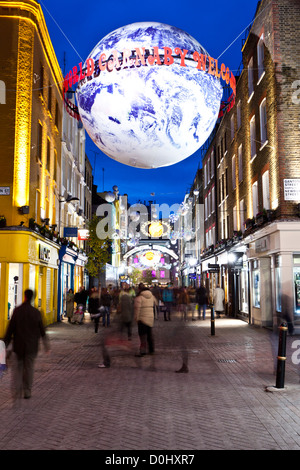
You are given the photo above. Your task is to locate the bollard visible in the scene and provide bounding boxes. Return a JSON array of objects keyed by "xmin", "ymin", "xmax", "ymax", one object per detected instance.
[
  {"xmin": 211, "ymin": 306, "xmax": 215, "ymax": 336},
  {"xmin": 275, "ymin": 322, "xmax": 288, "ymax": 389}
]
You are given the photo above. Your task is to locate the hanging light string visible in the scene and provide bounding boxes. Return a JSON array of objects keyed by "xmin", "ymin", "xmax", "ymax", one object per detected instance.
[{"xmin": 40, "ymin": 1, "xmax": 84, "ymax": 63}]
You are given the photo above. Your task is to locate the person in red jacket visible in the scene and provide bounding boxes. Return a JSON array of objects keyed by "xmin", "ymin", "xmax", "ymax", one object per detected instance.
[{"xmin": 4, "ymin": 289, "xmax": 50, "ymax": 400}]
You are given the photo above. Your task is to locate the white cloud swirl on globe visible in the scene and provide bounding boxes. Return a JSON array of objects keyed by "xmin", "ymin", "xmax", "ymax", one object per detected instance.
[{"xmin": 76, "ymin": 22, "xmax": 223, "ymax": 169}]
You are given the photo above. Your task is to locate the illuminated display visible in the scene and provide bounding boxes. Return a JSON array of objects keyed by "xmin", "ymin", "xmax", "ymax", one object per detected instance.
[{"xmin": 73, "ymin": 22, "xmax": 235, "ymax": 169}]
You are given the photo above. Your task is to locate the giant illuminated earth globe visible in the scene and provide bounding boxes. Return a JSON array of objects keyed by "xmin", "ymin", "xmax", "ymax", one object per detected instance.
[{"xmin": 76, "ymin": 22, "xmax": 223, "ymax": 169}]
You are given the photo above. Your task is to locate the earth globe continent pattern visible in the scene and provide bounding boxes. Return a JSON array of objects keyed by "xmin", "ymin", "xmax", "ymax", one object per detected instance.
[{"xmin": 76, "ymin": 22, "xmax": 223, "ymax": 169}]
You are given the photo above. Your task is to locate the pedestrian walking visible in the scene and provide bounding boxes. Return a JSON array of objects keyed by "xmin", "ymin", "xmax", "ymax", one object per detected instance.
[
  {"xmin": 162, "ymin": 285, "xmax": 174, "ymax": 321},
  {"xmin": 151, "ymin": 284, "xmax": 161, "ymax": 319},
  {"xmin": 74, "ymin": 286, "xmax": 88, "ymax": 312},
  {"xmin": 89, "ymin": 287, "xmax": 101, "ymax": 333},
  {"xmin": 177, "ymin": 287, "xmax": 189, "ymax": 321},
  {"xmin": 134, "ymin": 283, "xmax": 157, "ymax": 356},
  {"xmin": 118, "ymin": 285, "xmax": 134, "ymax": 340},
  {"xmin": 3, "ymin": 289, "xmax": 50, "ymax": 400},
  {"xmin": 213, "ymin": 284, "xmax": 225, "ymax": 317},
  {"xmin": 66, "ymin": 288, "xmax": 75, "ymax": 323},
  {"xmin": 100, "ymin": 287, "xmax": 112, "ymax": 327},
  {"xmin": 187, "ymin": 285, "xmax": 196, "ymax": 320},
  {"xmin": 196, "ymin": 283, "xmax": 208, "ymax": 320}
]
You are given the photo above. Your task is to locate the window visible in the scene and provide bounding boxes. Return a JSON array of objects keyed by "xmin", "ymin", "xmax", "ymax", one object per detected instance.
[
  {"xmin": 252, "ymin": 181, "xmax": 259, "ymax": 217},
  {"xmin": 233, "ymin": 205, "xmax": 237, "ymax": 231},
  {"xmin": 211, "ymin": 186, "xmax": 215, "ymax": 213},
  {"xmin": 259, "ymin": 98, "xmax": 268, "ymax": 146},
  {"xmin": 237, "ymin": 100, "xmax": 241, "ymax": 128},
  {"xmin": 248, "ymin": 57, "xmax": 254, "ymax": 99},
  {"xmin": 252, "ymin": 262, "xmax": 260, "ymax": 308},
  {"xmin": 231, "ymin": 114, "xmax": 235, "ymax": 141},
  {"xmin": 40, "ymin": 63, "xmax": 44, "ymax": 97},
  {"xmin": 37, "ymin": 122, "xmax": 43, "ymax": 161},
  {"xmin": 262, "ymin": 170, "xmax": 270, "ymax": 210},
  {"xmin": 46, "ymin": 138, "xmax": 51, "ymax": 172},
  {"xmin": 250, "ymin": 115, "xmax": 256, "ymax": 159},
  {"xmin": 53, "ymin": 149, "xmax": 57, "ymax": 182},
  {"xmin": 232, "ymin": 155, "xmax": 236, "ymax": 189},
  {"xmin": 275, "ymin": 255, "xmax": 281, "ymax": 312},
  {"xmin": 210, "ymin": 150, "xmax": 214, "ymax": 178},
  {"xmin": 257, "ymin": 34, "xmax": 265, "ymax": 81},
  {"xmin": 205, "ymin": 196, "xmax": 208, "ymax": 220},
  {"xmin": 55, "ymin": 101, "xmax": 59, "ymax": 128},
  {"xmin": 204, "ymin": 162, "xmax": 207, "ymax": 187},
  {"xmin": 0, "ymin": 80, "xmax": 6, "ymax": 104},
  {"xmin": 238, "ymin": 144, "xmax": 243, "ymax": 182},
  {"xmin": 48, "ymin": 85, "xmax": 52, "ymax": 114},
  {"xmin": 240, "ymin": 199, "xmax": 245, "ymax": 232}
]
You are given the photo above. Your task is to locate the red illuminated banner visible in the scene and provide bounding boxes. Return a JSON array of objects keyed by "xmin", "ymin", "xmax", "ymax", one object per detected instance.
[{"xmin": 64, "ymin": 46, "xmax": 236, "ymax": 99}]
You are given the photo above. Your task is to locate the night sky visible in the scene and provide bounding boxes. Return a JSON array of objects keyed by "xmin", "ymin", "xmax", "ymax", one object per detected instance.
[{"xmin": 41, "ymin": 0, "xmax": 259, "ymax": 206}]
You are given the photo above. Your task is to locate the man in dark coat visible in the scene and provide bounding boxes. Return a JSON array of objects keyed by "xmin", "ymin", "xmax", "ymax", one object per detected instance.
[{"xmin": 4, "ymin": 289, "xmax": 50, "ymax": 399}]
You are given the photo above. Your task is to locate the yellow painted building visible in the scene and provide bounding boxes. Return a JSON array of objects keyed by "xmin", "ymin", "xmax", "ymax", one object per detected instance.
[{"xmin": 0, "ymin": 1, "xmax": 63, "ymax": 336}]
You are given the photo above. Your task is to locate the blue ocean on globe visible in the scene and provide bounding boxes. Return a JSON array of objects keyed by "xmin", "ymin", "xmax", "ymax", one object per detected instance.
[{"xmin": 76, "ymin": 22, "xmax": 223, "ymax": 169}]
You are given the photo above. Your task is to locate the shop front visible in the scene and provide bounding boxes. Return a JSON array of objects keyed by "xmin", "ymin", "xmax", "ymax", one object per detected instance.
[
  {"xmin": 245, "ymin": 221, "xmax": 300, "ymax": 329},
  {"xmin": 0, "ymin": 228, "xmax": 59, "ymax": 337}
]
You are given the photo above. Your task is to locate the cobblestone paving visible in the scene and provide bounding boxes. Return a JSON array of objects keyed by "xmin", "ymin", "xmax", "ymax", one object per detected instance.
[{"xmin": 1, "ymin": 311, "xmax": 300, "ymax": 451}]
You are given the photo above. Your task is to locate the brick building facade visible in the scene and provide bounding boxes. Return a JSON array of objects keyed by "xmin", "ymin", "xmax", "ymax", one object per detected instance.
[{"xmin": 201, "ymin": 0, "xmax": 300, "ymax": 328}]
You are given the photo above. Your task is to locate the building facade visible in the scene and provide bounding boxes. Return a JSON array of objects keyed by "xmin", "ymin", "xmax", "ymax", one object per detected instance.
[
  {"xmin": 0, "ymin": 0, "xmax": 63, "ymax": 336},
  {"xmin": 200, "ymin": 0, "xmax": 300, "ymax": 328}
]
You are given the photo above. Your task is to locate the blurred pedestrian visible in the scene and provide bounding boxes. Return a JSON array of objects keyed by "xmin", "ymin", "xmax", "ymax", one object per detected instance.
[
  {"xmin": 178, "ymin": 287, "xmax": 189, "ymax": 321},
  {"xmin": 134, "ymin": 283, "xmax": 157, "ymax": 356},
  {"xmin": 196, "ymin": 283, "xmax": 208, "ymax": 320},
  {"xmin": 162, "ymin": 285, "xmax": 174, "ymax": 321},
  {"xmin": 100, "ymin": 287, "xmax": 112, "ymax": 327},
  {"xmin": 74, "ymin": 286, "xmax": 88, "ymax": 312},
  {"xmin": 66, "ymin": 288, "xmax": 74, "ymax": 323},
  {"xmin": 89, "ymin": 287, "xmax": 101, "ymax": 333},
  {"xmin": 213, "ymin": 284, "xmax": 225, "ymax": 318},
  {"xmin": 151, "ymin": 284, "xmax": 161, "ymax": 319},
  {"xmin": 118, "ymin": 286, "xmax": 134, "ymax": 340},
  {"xmin": 187, "ymin": 285, "xmax": 196, "ymax": 320},
  {"xmin": 4, "ymin": 289, "xmax": 50, "ymax": 400}
]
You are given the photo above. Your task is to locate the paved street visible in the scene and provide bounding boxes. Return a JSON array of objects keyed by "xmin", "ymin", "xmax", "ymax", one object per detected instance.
[{"xmin": 1, "ymin": 309, "xmax": 300, "ymax": 452}]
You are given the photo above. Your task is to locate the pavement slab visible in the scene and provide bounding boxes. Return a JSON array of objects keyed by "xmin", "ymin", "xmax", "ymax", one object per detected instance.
[{"xmin": 1, "ymin": 311, "xmax": 300, "ymax": 452}]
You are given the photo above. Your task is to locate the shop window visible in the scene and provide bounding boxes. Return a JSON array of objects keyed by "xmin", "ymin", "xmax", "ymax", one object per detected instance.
[
  {"xmin": 252, "ymin": 261, "xmax": 260, "ymax": 308},
  {"xmin": 275, "ymin": 255, "xmax": 281, "ymax": 312},
  {"xmin": 8, "ymin": 263, "xmax": 23, "ymax": 315},
  {"xmin": 293, "ymin": 255, "xmax": 300, "ymax": 315}
]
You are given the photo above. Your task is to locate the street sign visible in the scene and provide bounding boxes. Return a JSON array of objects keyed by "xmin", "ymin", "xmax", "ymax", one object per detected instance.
[{"xmin": 64, "ymin": 227, "xmax": 78, "ymax": 237}]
